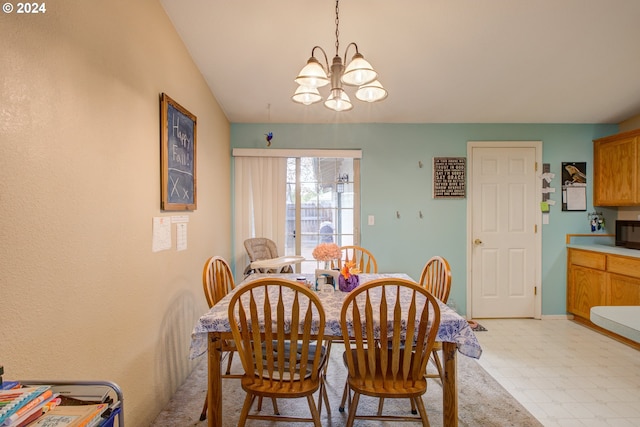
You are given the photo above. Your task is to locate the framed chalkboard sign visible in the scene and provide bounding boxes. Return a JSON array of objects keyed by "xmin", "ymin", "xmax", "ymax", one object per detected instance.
[
  {"xmin": 160, "ymin": 93, "xmax": 197, "ymax": 211},
  {"xmin": 433, "ymin": 157, "xmax": 466, "ymax": 198}
]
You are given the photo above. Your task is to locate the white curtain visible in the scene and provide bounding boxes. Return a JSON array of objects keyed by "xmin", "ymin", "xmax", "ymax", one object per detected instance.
[{"xmin": 233, "ymin": 156, "xmax": 287, "ymax": 279}]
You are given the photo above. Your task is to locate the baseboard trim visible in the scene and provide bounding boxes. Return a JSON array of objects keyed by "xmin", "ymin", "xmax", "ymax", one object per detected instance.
[{"xmin": 541, "ymin": 314, "xmax": 573, "ymax": 320}]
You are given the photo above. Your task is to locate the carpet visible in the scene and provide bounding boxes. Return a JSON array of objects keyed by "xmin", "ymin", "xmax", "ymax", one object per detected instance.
[{"xmin": 152, "ymin": 343, "xmax": 541, "ymax": 427}]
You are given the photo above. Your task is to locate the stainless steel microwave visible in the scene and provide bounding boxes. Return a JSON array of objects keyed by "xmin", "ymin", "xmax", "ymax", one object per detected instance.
[{"xmin": 615, "ymin": 220, "xmax": 640, "ymax": 249}]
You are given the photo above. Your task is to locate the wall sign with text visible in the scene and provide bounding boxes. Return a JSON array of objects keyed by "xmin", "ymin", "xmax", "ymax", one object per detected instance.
[
  {"xmin": 433, "ymin": 157, "xmax": 466, "ymax": 199},
  {"xmin": 160, "ymin": 93, "xmax": 197, "ymax": 211}
]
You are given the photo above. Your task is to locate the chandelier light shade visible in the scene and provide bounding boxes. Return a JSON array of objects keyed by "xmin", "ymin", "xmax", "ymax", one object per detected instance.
[
  {"xmin": 292, "ymin": 0, "xmax": 387, "ymax": 112},
  {"xmin": 292, "ymin": 85, "xmax": 322, "ymax": 105},
  {"xmin": 325, "ymin": 88, "xmax": 353, "ymax": 112},
  {"xmin": 355, "ymin": 80, "xmax": 388, "ymax": 103},
  {"xmin": 294, "ymin": 57, "xmax": 330, "ymax": 88},
  {"xmin": 341, "ymin": 53, "xmax": 377, "ymax": 86}
]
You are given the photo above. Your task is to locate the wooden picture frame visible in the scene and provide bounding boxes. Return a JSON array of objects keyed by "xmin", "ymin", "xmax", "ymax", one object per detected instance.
[{"xmin": 160, "ymin": 93, "xmax": 197, "ymax": 211}]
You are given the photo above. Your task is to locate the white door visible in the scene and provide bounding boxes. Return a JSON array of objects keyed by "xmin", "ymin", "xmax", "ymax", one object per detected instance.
[{"xmin": 468, "ymin": 142, "xmax": 541, "ymax": 318}]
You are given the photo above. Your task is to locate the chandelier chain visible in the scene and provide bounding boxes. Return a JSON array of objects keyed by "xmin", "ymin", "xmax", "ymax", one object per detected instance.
[{"xmin": 334, "ymin": 0, "xmax": 340, "ymax": 57}]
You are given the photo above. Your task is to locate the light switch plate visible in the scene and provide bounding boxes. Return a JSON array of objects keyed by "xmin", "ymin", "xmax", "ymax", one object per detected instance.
[{"xmin": 368, "ymin": 215, "xmax": 375, "ymax": 226}]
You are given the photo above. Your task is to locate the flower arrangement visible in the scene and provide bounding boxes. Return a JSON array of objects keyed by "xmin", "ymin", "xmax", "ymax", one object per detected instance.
[
  {"xmin": 339, "ymin": 261, "xmax": 361, "ymax": 292},
  {"xmin": 340, "ymin": 261, "xmax": 361, "ymax": 279},
  {"xmin": 312, "ymin": 243, "xmax": 341, "ymax": 261}
]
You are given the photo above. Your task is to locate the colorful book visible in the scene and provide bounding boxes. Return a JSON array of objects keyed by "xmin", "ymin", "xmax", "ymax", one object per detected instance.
[
  {"xmin": 0, "ymin": 384, "xmax": 19, "ymax": 392},
  {"xmin": 1, "ymin": 390, "xmax": 54, "ymax": 426},
  {"xmin": 14, "ymin": 396, "xmax": 61, "ymax": 427},
  {"xmin": 0, "ymin": 387, "xmax": 50, "ymax": 426},
  {"xmin": 23, "ymin": 403, "xmax": 108, "ymax": 427}
]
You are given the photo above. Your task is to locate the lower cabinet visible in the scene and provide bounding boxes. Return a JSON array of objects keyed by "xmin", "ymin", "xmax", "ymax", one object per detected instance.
[
  {"xmin": 567, "ymin": 248, "xmax": 640, "ymax": 345},
  {"xmin": 567, "ymin": 265, "xmax": 607, "ymax": 319},
  {"xmin": 609, "ymin": 274, "xmax": 640, "ymax": 306}
]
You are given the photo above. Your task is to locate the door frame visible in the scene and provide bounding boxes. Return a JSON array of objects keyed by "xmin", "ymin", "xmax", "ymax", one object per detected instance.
[{"xmin": 466, "ymin": 141, "xmax": 543, "ymax": 320}]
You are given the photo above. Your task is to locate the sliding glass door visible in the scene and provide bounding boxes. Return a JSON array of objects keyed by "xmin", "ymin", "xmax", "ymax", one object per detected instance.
[{"xmin": 284, "ymin": 157, "xmax": 360, "ymax": 273}]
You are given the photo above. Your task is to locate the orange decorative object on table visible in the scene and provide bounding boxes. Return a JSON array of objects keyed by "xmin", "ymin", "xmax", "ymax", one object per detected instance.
[{"xmin": 339, "ymin": 261, "xmax": 361, "ymax": 292}]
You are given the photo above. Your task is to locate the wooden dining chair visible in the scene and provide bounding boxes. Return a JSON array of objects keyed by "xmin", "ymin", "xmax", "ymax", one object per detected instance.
[
  {"xmin": 340, "ymin": 278, "xmax": 441, "ymax": 426},
  {"xmin": 228, "ymin": 278, "xmax": 330, "ymax": 426},
  {"xmin": 200, "ymin": 256, "xmax": 279, "ymax": 421},
  {"xmin": 374, "ymin": 256, "xmax": 452, "ymax": 416},
  {"xmin": 331, "ymin": 245, "xmax": 378, "ymax": 273},
  {"xmin": 202, "ymin": 256, "xmax": 235, "ymax": 310},
  {"xmin": 419, "ymin": 256, "xmax": 452, "ymax": 383},
  {"xmin": 200, "ymin": 256, "xmax": 237, "ymax": 420},
  {"xmin": 420, "ymin": 256, "xmax": 452, "ymax": 304}
]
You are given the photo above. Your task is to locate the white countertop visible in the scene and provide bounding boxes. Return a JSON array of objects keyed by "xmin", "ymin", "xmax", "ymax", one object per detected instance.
[
  {"xmin": 567, "ymin": 243, "xmax": 640, "ymax": 258},
  {"xmin": 590, "ymin": 306, "xmax": 640, "ymax": 343}
]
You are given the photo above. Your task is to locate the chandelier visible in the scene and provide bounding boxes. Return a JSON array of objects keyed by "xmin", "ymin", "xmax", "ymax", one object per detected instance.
[{"xmin": 292, "ymin": 0, "xmax": 387, "ymax": 112}]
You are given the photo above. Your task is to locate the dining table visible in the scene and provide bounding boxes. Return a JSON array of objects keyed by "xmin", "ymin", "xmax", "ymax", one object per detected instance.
[{"xmin": 189, "ymin": 272, "xmax": 483, "ymax": 427}]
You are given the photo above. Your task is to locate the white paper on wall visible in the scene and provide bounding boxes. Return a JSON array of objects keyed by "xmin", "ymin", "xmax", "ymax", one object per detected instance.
[
  {"xmin": 565, "ymin": 186, "xmax": 586, "ymax": 211},
  {"xmin": 176, "ymin": 223, "xmax": 188, "ymax": 251},
  {"xmin": 152, "ymin": 216, "xmax": 172, "ymax": 252}
]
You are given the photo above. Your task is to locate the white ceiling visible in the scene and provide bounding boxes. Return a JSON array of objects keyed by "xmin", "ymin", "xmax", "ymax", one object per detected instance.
[{"xmin": 160, "ymin": 0, "xmax": 640, "ymax": 125}]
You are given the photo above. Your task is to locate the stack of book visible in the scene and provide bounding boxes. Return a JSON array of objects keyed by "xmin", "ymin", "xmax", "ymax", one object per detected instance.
[{"xmin": 0, "ymin": 382, "xmax": 112, "ymax": 427}]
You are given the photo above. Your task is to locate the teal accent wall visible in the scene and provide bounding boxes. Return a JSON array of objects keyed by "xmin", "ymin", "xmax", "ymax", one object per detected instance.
[{"xmin": 231, "ymin": 123, "xmax": 618, "ymax": 317}]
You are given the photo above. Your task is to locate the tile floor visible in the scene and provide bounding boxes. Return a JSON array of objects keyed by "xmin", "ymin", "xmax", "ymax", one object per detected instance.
[{"xmin": 473, "ymin": 318, "xmax": 640, "ymax": 426}]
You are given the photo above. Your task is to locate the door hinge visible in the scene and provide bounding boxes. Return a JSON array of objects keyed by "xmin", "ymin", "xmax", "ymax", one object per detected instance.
[
  {"xmin": 534, "ymin": 286, "xmax": 537, "ymax": 296},
  {"xmin": 534, "ymin": 224, "xmax": 537, "ymax": 233},
  {"xmin": 535, "ymin": 162, "xmax": 538, "ymax": 172}
]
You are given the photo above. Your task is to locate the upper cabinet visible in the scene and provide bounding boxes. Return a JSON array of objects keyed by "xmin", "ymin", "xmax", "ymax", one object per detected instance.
[{"xmin": 593, "ymin": 128, "xmax": 640, "ymax": 206}]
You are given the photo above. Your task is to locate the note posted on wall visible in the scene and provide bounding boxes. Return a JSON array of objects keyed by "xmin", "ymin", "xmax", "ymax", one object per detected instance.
[
  {"xmin": 152, "ymin": 217, "xmax": 172, "ymax": 252},
  {"xmin": 176, "ymin": 223, "xmax": 188, "ymax": 251}
]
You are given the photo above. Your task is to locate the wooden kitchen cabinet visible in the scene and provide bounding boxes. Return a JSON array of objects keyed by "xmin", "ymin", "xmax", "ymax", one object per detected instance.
[
  {"xmin": 593, "ymin": 128, "xmax": 640, "ymax": 206},
  {"xmin": 567, "ymin": 247, "xmax": 640, "ymax": 348},
  {"xmin": 608, "ymin": 274, "xmax": 640, "ymax": 306},
  {"xmin": 567, "ymin": 264, "xmax": 607, "ymax": 319},
  {"xmin": 567, "ymin": 249, "xmax": 607, "ymax": 318}
]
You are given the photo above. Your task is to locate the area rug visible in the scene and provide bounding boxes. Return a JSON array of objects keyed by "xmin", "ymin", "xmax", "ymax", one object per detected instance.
[{"xmin": 151, "ymin": 344, "xmax": 541, "ymax": 427}]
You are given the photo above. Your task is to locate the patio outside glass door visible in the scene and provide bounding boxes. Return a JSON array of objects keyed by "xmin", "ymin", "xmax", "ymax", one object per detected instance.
[{"xmin": 284, "ymin": 157, "xmax": 360, "ymax": 274}]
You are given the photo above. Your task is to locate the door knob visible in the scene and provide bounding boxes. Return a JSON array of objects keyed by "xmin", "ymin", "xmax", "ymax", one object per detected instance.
[{"xmin": 474, "ymin": 239, "xmax": 482, "ymax": 245}]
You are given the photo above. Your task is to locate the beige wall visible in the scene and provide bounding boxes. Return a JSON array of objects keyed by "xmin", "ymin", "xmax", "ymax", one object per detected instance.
[
  {"xmin": 619, "ymin": 113, "xmax": 640, "ymax": 132},
  {"xmin": 0, "ymin": 1, "xmax": 230, "ymax": 425}
]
